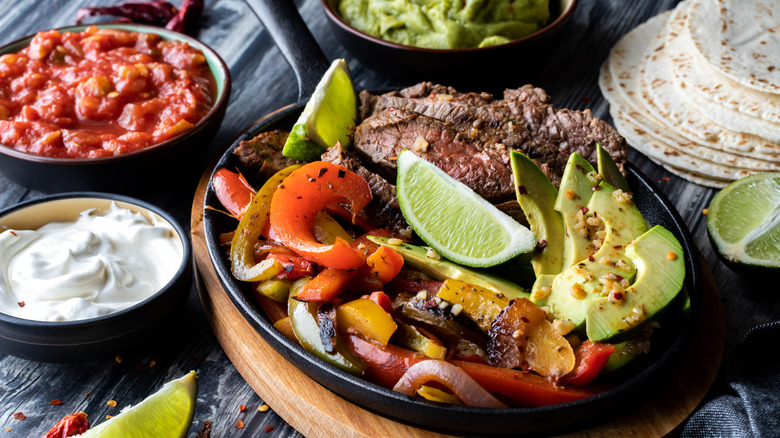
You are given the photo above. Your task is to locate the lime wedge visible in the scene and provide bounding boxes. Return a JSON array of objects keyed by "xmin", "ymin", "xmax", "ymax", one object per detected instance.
[
  {"xmin": 707, "ymin": 172, "xmax": 780, "ymax": 274},
  {"xmin": 282, "ymin": 58, "xmax": 357, "ymax": 161},
  {"xmin": 81, "ymin": 371, "xmax": 198, "ymax": 437},
  {"xmin": 396, "ymin": 151, "xmax": 536, "ymax": 267}
]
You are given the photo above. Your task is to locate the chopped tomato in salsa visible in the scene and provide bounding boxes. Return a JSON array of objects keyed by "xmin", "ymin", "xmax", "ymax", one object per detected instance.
[{"xmin": 0, "ymin": 26, "xmax": 216, "ymax": 158}]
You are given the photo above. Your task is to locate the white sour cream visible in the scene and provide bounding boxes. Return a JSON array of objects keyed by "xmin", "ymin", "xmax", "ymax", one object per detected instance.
[{"xmin": 0, "ymin": 202, "xmax": 183, "ymax": 322}]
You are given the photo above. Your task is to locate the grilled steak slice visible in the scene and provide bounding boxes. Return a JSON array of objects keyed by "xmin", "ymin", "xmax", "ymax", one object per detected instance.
[
  {"xmin": 321, "ymin": 144, "xmax": 412, "ymax": 237},
  {"xmin": 233, "ymin": 130, "xmax": 301, "ymax": 181},
  {"xmin": 357, "ymin": 83, "xmax": 628, "ymax": 189},
  {"xmin": 355, "ymin": 107, "xmax": 516, "ymax": 202}
]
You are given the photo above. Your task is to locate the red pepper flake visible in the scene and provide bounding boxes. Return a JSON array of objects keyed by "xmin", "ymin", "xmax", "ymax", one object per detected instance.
[
  {"xmin": 9, "ymin": 230, "xmax": 17, "ymax": 236},
  {"xmin": 662, "ymin": 176, "xmax": 671, "ymax": 181},
  {"xmin": 265, "ymin": 426, "xmax": 275, "ymax": 433},
  {"xmin": 84, "ymin": 393, "xmax": 89, "ymax": 397},
  {"xmin": 536, "ymin": 239, "xmax": 547, "ymax": 250},
  {"xmin": 49, "ymin": 399, "xmax": 63, "ymax": 405},
  {"xmin": 613, "ymin": 245, "xmax": 622, "ymax": 249},
  {"xmin": 12, "ymin": 412, "xmax": 26, "ymax": 421},
  {"xmin": 239, "ymin": 404, "xmax": 247, "ymax": 412},
  {"xmin": 17, "ymin": 301, "xmax": 24, "ymax": 307},
  {"xmin": 613, "ymin": 291, "xmax": 624, "ymax": 300},
  {"xmin": 580, "ymin": 206, "xmax": 589, "ymax": 214},
  {"xmin": 517, "ymin": 185, "xmax": 528, "ymax": 195},
  {"xmin": 581, "ymin": 96, "xmax": 592, "ymax": 103},
  {"xmin": 136, "ymin": 359, "xmax": 156, "ymax": 370},
  {"xmin": 592, "ymin": 185, "xmax": 602, "ymax": 191},
  {"xmin": 235, "ymin": 420, "xmax": 245, "ymax": 429},
  {"xmin": 318, "ymin": 167, "xmax": 328, "ymax": 177},
  {"xmin": 196, "ymin": 420, "xmax": 213, "ymax": 438},
  {"xmin": 588, "ymin": 255, "xmax": 595, "ymax": 262}
]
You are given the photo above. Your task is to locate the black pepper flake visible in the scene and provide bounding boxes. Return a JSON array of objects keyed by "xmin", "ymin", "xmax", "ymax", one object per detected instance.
[
  {"xmin": 308, "ymin": 177, "xmax": 316, "ymax": 182},
  {"xmin": 327, "ymin": 182, "xmax": 334, "ymax": 189},
  {"xmin": 318, "ymin": 167, "xmax": 328, "ymax": 177},
  {"xmin": 296, "ymin": 196, "xmax": 303, "ymax": 200},
  {"xmin": 279, "ymin": 184, "xmax": 285, "ymax": 189},
  {"xmin": 518, "ymin": 185, "xmax": 528, "ymax": 195},
  {"xmin": 337, "ymin": 169, "xmax": 346, "ymax": 178}
]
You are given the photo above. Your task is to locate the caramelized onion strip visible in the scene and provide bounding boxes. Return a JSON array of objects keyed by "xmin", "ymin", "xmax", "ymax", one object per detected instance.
[{"xmin": 392, "ymin": 360, "xmax": 509, "ymax": 408}]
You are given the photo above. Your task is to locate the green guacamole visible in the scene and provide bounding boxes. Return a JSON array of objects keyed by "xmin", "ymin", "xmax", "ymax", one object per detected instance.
[{"xmin": 338, "ymin": 0, "xmax": 550, "ymax": 49}]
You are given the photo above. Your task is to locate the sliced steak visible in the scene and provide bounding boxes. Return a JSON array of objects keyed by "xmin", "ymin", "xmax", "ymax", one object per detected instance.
[
  {"xmin": 321, "ymin": 144, "xmax": 412, "ymax": 237},
  {"xmin": 355, "ymin": 107, "xmax": 516, "ymax": 202},
  {"xmin": 232, "ymin": 130, "xmax": 301, "ymax": 181},
  {"xmin": 357, "ymin": 83, "xmax": 628, "ymax": 189}
]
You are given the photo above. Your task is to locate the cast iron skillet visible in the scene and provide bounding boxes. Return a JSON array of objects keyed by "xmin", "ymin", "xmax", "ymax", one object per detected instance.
[{"xmin": 202, "ymin": 1, "xmax": 702, "ymax": 435}]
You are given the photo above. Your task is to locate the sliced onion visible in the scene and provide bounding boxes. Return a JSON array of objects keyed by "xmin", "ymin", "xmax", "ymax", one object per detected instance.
[{"xmin": 392, "ymin": 360, "xmax": 509, "ymax": 408}]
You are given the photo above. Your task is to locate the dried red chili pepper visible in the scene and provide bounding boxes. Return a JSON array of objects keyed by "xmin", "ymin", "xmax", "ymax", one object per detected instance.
[
  {"xmin": 42, "ymin": 412, "xmax": 89, "ymax": 438},
  {"xmin": 76, "ymin": 0, "xmax": 178, "ymax": 26},
  {"xmin": 165, "ymin": 0, "xmax": 204, "ymax": 32}
]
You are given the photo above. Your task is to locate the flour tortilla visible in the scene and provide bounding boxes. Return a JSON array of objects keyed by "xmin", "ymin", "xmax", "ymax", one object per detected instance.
[
  {"xmin": 602, "ymin": 10, "xmax": 780, "ymax": 172},
  {"xmin": 668, "ymin": 2, "xmax": 780, "ymax": 124},
  {"xmin": 601, "ymin": 64, "xmax": 756, "ymax": 183},
  {"xmin": 686, "ymin": 0, "xmax": 780, "ymax": 95},
  {"xmin": 638, "ymin": 3, "xmax": 780, "ymax": 157}
]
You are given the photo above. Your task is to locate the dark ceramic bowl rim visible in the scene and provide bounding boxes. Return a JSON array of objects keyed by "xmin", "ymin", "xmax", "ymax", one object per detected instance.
[
  {"xmin": 201, "ymin": 102, "xmax": 703, "ymax": 436},
  {"xmin": 0, "ymin": 23, "xmax": 231, "ymax": 166},
  {"xmin": 321, "ymin": 0, "xmax": 579, "ymax": 54},
  {"xmin": 0, "ymin": 192, "xmax": 192, "ymax": 329}
]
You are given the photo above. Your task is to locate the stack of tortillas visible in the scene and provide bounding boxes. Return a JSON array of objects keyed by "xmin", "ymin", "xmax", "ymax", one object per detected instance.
[{"xmin": 599, "ymin": 0, "xmax": 780, "ymax": 188}]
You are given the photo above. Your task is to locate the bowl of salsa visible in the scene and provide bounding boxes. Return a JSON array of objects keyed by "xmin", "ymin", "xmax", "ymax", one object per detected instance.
[{"xmin": 0, "ymin": 24, "xmax": 230, "ymax": 194}]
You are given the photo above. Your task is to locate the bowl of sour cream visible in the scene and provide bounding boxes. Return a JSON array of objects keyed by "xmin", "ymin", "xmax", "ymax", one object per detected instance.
[{"xmin": 0, "ymin": 193, "xmax": 191, "ymax": 362}]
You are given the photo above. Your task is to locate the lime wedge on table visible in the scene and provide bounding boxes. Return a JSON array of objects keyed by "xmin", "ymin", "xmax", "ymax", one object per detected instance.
[
  {"xmin": 706, "ymin": 172, "xmax": 780, "ymax": 275},
  {"xmin": 81, "ymin": 371, "xmax": 198, "ymax": 437},
  {"xmin": 396, "ymin": 151, "xmax": 536, "ymax": 268},
  {"xmin": 282, "ymin": 58, "xmax": 357, "ymax": 162}
]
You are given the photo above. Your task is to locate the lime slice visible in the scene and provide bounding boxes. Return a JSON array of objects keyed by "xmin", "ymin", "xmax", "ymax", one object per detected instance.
[
  {"xmin": 282, "ymin": 58, "xmax": 357, "ymax": 161},
  {"xmin": 396, "ymin": 151, "xmax": 536, "ymax": 267},
  {"xmin": 707, "ymin": 172, "xmax": 780, "ymax": 274},
  {"xmin": 81, "ymin": 371, "xmax": 198, "ymax": 437}
]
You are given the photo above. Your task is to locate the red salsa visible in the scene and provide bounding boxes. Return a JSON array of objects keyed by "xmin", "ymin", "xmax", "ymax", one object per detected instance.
[{"xmin": 0, "ymin": 26, "xmax": 216, "ymax": 158}]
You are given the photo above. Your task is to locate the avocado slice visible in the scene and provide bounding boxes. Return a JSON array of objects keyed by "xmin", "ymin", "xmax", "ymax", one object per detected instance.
[
  {"xmin": 597, "ymin": 144, "xmax": 631, "ymax": 193},
  {"xmin": 584, "ymin": 225, "xmax": 685, "ymax": 342},
  {"xmin": 539, "ymin": 180, "xmax": 648, "ymax": 327},
  {"xmin": 368, "ymin": 236, "xmax": 529, "ymax": 300},
  {"xmin": 554, "ymin": 153, "xmax": 599, "ymax": 269},
  {"xmin": 510, "ymin": 151, "xmax": 564, "ymax": 275}
]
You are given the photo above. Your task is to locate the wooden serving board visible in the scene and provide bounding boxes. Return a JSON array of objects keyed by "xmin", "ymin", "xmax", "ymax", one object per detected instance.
[{"xmin": 190, "ymin": 166, "xmax": 725, "ymax": 437}]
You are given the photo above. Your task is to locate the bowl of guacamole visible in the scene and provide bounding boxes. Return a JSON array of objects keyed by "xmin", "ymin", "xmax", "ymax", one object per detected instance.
[
  {"xmin": 337, "ymin": 0, "xmax": 551, "ymax": 49},
  {"xmin": 321, "ymin": 0, "xmax": 577, "ymax": 86}
]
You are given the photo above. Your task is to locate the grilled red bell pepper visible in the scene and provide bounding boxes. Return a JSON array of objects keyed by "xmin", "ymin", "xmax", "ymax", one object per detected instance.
[
  {"xmin": 296, "ymin": 268, "xmax": 357, "ymax": 302},
  {"xmin": 212, "ymin": 168, "xmax": 255, "ymax": 220},
  {"xmin": 345, "ymin": 333, "xmax": 427, "ymax": 389},
  {"xmin": 450, "ymin": 359, "xmax": 604, "ymax": 407},
  {"xmin": 559, "ymin": 341, "xmax": 616, "ymax": 386},
  {"xmin": 270, "ymin": 162, "xmax": 372, "ymax": 270}
]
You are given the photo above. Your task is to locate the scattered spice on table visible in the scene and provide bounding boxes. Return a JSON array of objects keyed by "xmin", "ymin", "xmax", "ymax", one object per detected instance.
[
  {"xmin": 258, "ymin": 404, "xmax": 269, "ymax": 412},
  {"xmin": 49, "ymin": 399, "xmax": 63, "ymax": 405},
  {"xmin": 106, "ymin": 400, "xmax": 118, "ymax": 407},
  {"xmin": 115, "ymin": 356, "xmax": 123, "ymax": 363},
  {"xmin": 196, "ymin": 420, "xmax": 212, "ymax": 438},
  {"xmin": 239, "ymin": 404, "xmax": 247, "ymax": 412},
  {"xmin": 12, "ymin": 412, "xmax": 25, "ymax": 421},
  {"xmin": 265, "ymin": 425, "xmax": 275, "ymax": 433},
  {"xmin": 235, "ymin": 420, "xmax": 245, "ymax": 429}
]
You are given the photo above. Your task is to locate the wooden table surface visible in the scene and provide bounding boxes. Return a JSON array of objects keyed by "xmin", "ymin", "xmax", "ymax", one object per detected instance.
[{"xmin": 1, "ymin": 0, "xmax": 776, "ymax": 436}]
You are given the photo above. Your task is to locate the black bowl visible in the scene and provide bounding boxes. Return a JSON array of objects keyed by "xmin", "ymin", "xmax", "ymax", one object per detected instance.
[
  {"xmin": 0, "ymin": 24, "xmax": 231, "ymax": 194},
  {"xmin": 322, "ymin": 0, "xmax": 578, "ymax": 86},
  {"xmin": 201, "ymin": 102, "xmax": 702, "ymax": 437},
  {"xmin": 0, "ymin": 193, "xmax": 192, "ymax": 362}
]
